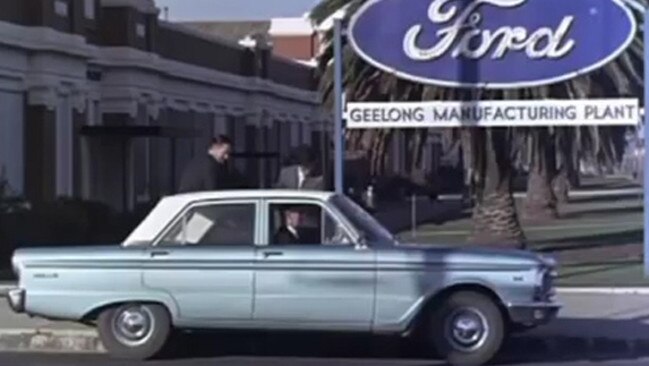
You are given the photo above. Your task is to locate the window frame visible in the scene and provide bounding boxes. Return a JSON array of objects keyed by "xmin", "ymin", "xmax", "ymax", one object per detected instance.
[
  {"xmin": 54, "ymin": 0, "xmax": 69, "ymax": 18},
  {"xmin": 83, "ymin": 0, "xmax": 96, "ymax": 20},
  {"xmin": 260, "ymin": 198, "xmax": 357, "ymax": 247},
  {"xmin": 152, "ymin": 199, "xmax": 261, "ymax": 247}
]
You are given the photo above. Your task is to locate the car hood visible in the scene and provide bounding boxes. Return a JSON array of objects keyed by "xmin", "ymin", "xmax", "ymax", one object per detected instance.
[{"xmin": 391, "ymin": 242, "xmax": 555, "ymax": 268}]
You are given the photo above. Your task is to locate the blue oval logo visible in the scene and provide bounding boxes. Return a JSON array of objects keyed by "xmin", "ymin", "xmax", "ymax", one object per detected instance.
[{"xmin": 348, "ymin": 0, "xmax": 637, "ymax": 89}]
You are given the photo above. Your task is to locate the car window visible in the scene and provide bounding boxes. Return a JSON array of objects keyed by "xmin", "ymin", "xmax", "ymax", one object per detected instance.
[
  {"xmin": 330, "ymin": 194, "xmax": 394, "ymax": 243},
  {"xmin": 159, "ymin": 203, "xmax": 255, "ymax": 246},
  {"xmin": 268, "ymin": 203, "xmax": 352, "ymax": 246}
]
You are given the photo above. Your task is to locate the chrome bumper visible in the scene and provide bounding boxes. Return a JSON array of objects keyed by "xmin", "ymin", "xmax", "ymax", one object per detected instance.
[
  {"xmin": 6, "ymin": 288, "xmax": 25, "ymax": 313},
  {"xmin": 506, "ymin": 301, "xmax": 561, "ymax": 326}
]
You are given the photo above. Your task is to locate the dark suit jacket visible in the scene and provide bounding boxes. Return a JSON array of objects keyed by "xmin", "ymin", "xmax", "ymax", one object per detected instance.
[
  {"xmin": 178, "ymin": 155, "xmax": 232, "ymax": 193},
  {"xmin": 274, "ymin": 165, "xmax": 325, "ymax": 190},
  {"xmin": 273, "ymin": 226, "xmax": 301, "ymax": 245}
]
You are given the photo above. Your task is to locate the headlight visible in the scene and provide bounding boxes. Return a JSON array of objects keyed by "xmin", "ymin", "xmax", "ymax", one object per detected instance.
[{"xmin": 535, "ymin": 266, "xmax": 557, "ymax": 301}]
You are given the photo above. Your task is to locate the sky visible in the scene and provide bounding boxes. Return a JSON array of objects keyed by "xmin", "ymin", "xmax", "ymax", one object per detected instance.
[{"xmin": 155, "ymin": 0, "xmax": 320, "ymax": 21}]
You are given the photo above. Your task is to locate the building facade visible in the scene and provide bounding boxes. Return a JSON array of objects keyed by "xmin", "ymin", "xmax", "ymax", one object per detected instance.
[
  {"xmin": 186, "ymin": 15, "xmax": 447, "ymax": 180},
  {"xmin": 0, "ymin": 0, "xmax": 330, "ymax": 211}
]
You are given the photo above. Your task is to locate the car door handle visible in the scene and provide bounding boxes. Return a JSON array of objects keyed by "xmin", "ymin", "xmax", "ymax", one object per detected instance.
[
  {"xmin": 150, "ymin": 250, "xmax": 170, "ymax": 258},
  {"xmin": 262, "ymin": 251, "xmax": 284, "ymax": 258}
]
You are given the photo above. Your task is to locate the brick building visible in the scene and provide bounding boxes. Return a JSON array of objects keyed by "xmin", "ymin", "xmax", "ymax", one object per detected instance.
[{"xmin": 0, "ymin": 0, "xmax": 330, "ymax": 212}]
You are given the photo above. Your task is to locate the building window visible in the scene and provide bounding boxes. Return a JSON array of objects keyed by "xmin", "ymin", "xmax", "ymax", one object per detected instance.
[
  {"xmin": 84, "ymin": 0, "xmax": 95, "ymax": 19},
  {"xmin": 136, "ymin": 23, "xmax": 147, "ymax": 38},
  {"xmin": 54, "ymin": 0, "xmax": 69, "ymax": 17}
]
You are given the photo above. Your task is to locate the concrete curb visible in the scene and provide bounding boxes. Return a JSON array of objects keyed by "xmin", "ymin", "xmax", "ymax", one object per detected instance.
[
  {"xmin": 437, "ymin": 187, "xmax": 643, "ymax": 201},
  {"xmin": 0, "ymin": 285, "xmax": 12, "ymax": 298},
  {"xmin": 557, "ymin": 287, "xmax": 649, "ymax": 295},
  {"xmin": 0, "ymin": 329, "xmax": 104, "ymax": 353}
]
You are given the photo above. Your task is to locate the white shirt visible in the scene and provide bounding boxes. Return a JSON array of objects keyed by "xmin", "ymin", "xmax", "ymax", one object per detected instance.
[
  {"xmin": 297, "ymin": 167, "xmax": 306, "ymax": 188},
  {"xmin": 287, "ymin": 225, "xmax": 299, "ymax": 238}
]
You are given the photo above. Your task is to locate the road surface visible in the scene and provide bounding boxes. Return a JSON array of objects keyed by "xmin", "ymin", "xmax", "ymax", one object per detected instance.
[{"xmin": 1, "ymin": 353, "xmax": 649, "ymax": 366}]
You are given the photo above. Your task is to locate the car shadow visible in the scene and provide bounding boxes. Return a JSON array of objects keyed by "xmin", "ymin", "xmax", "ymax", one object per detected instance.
[
  {"xmin": 497, "ymin": 317, "xmax": 649, "ymax": 365},
  {"xmin": 163, "ymin": 317, "xmax": 649, "ymax": 365}
]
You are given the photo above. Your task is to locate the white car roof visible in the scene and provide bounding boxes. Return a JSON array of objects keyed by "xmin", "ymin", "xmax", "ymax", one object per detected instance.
[{"xmin": 122, "ymin": 190, "xmax": 336, "ymax": 246}]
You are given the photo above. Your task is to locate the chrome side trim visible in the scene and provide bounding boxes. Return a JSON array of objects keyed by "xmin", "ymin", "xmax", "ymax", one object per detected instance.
[{"xmin": 506, "ymin": 301, "xmax": 562, "ymax": 309}]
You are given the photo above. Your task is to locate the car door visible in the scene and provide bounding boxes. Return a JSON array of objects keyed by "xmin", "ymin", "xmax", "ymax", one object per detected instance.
[
  {"xmin": 143, "ymin": 199, "xmax": 259, "ymax": 323},
  {"xmin": 253, "ymin": 199, "xmax": 376, "ymax": 330}
]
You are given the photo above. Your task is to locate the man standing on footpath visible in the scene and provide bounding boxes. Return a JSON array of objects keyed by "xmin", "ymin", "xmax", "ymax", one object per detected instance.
[
  {"xmin": 178, "ymin": 135, "xmax": 240, "ymax": 193},
  {"xmin": 274, "ymin": 145, "xmax": 325, "ymax": 190}
]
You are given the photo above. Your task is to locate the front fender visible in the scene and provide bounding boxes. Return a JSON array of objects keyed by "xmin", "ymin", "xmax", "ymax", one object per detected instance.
[
  {"xmin": 402, "ymin": 278, "xmax": 507, "ymax": 330},
  {"xmin": 373, "ymin": 270, "xmax": 534, "ymax": 334}
]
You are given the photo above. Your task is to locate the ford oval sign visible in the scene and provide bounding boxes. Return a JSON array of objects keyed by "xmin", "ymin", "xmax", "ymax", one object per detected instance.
[{"xmin": 348, "ymin": 0, "xmax": 637, "ymax": 89}]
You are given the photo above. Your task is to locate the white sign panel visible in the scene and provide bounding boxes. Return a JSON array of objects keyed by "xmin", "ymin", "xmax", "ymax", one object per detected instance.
[{"xmin": 345, "ymin": 99, "xmax": 640, "ymax": 129}]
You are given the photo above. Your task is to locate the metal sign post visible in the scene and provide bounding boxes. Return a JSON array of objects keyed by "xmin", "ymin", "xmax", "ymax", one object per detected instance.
[
  {"xmin": 333, "ymin": 17, "xmax": 345, "ymax": 195},
  {"xmin": 644, "ymin": 9, "xmax": 649, "ymax": 276}
]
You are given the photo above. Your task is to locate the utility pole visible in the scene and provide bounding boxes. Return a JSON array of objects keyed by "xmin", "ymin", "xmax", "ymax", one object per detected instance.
[
  {"xmin": 642, "ymin": 9, "xmax": 649, "ymax": 276},
  {"xmin": 333, "ymin": 16, "xmax": 345, "ymax": 194}
]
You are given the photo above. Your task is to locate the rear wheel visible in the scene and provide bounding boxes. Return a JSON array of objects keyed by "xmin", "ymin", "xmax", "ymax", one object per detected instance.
[
  {"xmin": 97, "ymin": 303, "xmax": 171, "ymax": 360},
  {"xmin": 428, "ymin": 291, "xmax": 504, "ymax": 366}
]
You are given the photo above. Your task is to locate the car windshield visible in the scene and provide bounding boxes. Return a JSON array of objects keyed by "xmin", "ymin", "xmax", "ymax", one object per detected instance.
[{"xmin": 330, "ymin": 194, "xmax": 395, "ymax": 243}]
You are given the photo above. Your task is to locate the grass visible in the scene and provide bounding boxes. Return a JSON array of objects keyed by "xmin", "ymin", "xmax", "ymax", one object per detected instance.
[
  {"xmin": 397, "ymin": 192, "xmax": 646, "ymax": 287},
  {"xmin": 557, "ymin": 262, "xmax": 649, "ymax": 287}
]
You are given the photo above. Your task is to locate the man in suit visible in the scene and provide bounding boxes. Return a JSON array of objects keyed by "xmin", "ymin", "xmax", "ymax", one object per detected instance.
[
  {"xmin": 274, "ymin": 145, "xmax": 325, "ymax": 190},
  {"xmin": 178, "ymin": 135, "xmax": 237, "ymax": 193},
  {"xmin": 273, "ymin": 207, "xmax": 303, "ymax": 245}
]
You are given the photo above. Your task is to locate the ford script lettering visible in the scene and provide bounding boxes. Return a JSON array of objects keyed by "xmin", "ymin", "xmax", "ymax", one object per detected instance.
[
  {"xmin": 403, "ymin": 0, "xmax": 576, "ymax": 61},
  {"xmin": 349, "ymin": 0, "xmax": 636, "ymax": 88}
]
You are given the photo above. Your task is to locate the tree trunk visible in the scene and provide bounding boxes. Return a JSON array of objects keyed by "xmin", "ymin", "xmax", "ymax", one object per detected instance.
[
  {"xmin": 470, "ymin": 129, "xmax": 526, "ymax": 249},
  {"xmin": 553, "ymin": 168, "xmax": 570, "ymax": 204},
  {"xmin": 371, "ymin": 130, "xmax": 393, "ymax": 176},
  {"xmin": 525, "ymin": 129, "xmax": 558, "ymax": 220},
  {"xmin": 556, "ymin": 127, "xmax": 580, "ymax": 192},
  {"xmin": 568, "ymin": 156, "xmax": 580, "ymax": 188}
]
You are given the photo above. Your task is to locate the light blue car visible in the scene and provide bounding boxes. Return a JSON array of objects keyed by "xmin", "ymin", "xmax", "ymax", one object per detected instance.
[{"xmin": 7, "ymin": 190, "xmax": 560, "ymax": 366}]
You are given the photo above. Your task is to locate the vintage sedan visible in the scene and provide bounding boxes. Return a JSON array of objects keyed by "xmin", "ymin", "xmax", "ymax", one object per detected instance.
[{"xmin": 7, "ymin": 190, "xmax": 560, "ymax": 366}]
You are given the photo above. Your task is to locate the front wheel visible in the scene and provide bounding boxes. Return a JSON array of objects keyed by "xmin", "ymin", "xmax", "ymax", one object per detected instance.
[
  {"xmin": 429, "ymin": 291, "xmax": 505, "ymax": 366},
  {"xmin": 97, "ymin": 303, "xmax": 171, "ymax": 360}
]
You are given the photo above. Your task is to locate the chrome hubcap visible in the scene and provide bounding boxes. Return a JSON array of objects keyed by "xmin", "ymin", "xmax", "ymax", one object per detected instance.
[
  {"xmin": 445, "ymin": 308, "xmax": 489, "ymax": 352},
  {"xmin": 112, "ymin": 306, "xmax": 154, "ymax": 347}
]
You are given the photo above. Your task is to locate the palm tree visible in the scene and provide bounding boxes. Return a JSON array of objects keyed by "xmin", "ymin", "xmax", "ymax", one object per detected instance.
[{"xmin": 311, "ymin": 0, "xmax": 645, "ymax": 247}]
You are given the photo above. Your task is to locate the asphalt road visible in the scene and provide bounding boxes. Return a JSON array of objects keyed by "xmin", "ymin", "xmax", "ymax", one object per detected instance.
[
  {"xmin": 1, "ymin": 353, "xmax": 649, "ymax": 366},
  {"xmin": 2, "ymin": 331, "xmax": 649, "ymax": 366}
]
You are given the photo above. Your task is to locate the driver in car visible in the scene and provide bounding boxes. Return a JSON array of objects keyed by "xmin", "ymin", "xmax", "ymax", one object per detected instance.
[{"xmin": 274, "ymin": 207, "xmax": 303, "ymax": 245}]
